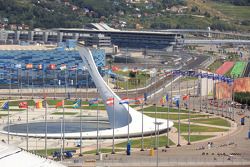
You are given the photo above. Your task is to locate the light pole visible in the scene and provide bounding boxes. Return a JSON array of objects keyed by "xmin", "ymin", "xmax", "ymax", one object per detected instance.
[
  {"xmin": 166, "ymin": 93, "xmax": 170, "ymax": 148},
  {"xmin": 26, "ymin": 106, "xmax": 29, "ymax": 151},
  {"xmin": 79, "ymin": 105, "xmax": 83, "ymax": 156},
  {"xmin": 112, "ymin": 97, "xmax": 115, "ymax": 154},
  {"xmin": 199, "ymin": 74, "xmax": 202, "ymax": 112},
  {"xmin": 177, "ymin": 72, "xmax": 181, "ymax": 147},
  {"xmin": 7, "ymin": 66, "xmax": 11, "ymax": 144},
  {"xmin": 96, "ymin": 97, "xmax": 100, "ymax": 155},
  {"xmin": 60, "ymin": 117, "xmax": 63, "ymax": 162},
  {"xmin": 141, "ymin": 102, "xmax": 144, "ymax": 151},
  {"xmin": 155, "ymin": 122, "xmax": 161, "ymax": 167},
  {"xmin": 193, "ymin": 78, "xmax": 195, "ymax": 111}
]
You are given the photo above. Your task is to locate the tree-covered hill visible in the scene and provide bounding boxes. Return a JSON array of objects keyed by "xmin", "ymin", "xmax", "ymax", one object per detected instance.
[{"xmin": 0, "ymin": 0, "xmax": 249, "ymax": 32}]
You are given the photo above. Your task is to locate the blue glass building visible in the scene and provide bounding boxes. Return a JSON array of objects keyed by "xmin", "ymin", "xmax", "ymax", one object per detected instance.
[{"xmin": 0, "ymin": 47, "xmax": 106, "ymax": 88}]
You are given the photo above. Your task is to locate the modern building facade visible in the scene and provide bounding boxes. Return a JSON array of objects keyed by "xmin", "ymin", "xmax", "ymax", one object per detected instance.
[
  {"xmin": 0, "ymin": 23, "xmax": 182, "ymax": 49},
  {"xmin": 0, "ymin": 46, "xmax": 106, "ymax": 88}
]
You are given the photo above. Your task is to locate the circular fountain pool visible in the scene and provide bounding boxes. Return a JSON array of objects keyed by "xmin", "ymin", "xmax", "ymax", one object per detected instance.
[{"xmin": 4, "ymin": 121, "xmax": 110, "ymax": 134}]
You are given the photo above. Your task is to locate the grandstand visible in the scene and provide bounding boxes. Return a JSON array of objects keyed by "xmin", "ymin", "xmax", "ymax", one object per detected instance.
[{"xmin": 230, "ymin": 61, "xmax": 247, "ymax": 78}]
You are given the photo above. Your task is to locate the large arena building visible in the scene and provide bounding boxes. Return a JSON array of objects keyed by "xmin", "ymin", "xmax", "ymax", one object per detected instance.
[
  {"xmin": 0, "ymin": 23, "xmax": 183, "ymax": 49},
  {"xmin": 0, "ymin": 43, "xmax": 105, "ymax": 88}
]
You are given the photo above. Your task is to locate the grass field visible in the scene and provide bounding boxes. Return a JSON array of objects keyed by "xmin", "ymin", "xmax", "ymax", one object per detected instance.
[
  {"xmin": 173, "ymin": 123, "xmax": 228, "ymax": 133},
  {"xmin": 83, "ymin": 148, "xmax": 125, "ymax": 154},
  {"xmin": 0, "ymin": 113, "xmax": 8, "ymax": 118},
  {"xmin": 0, "ymin": 109, "xmax": 25, "ymax": 112},
  {"xmin": 115, "ymin": 135, "xmax": 174, "ymax": 149},
  {"xmin": 115, "ymin": 71, "xmax": 150, "ymax": 89},
  {"xmin": 191, "ymin": 118, "xmax": 231, "ymax": 127},
  {"xmin": 230, "ymin": 61, "xmax": 247, "ymax": 77},
  {"xmin": 182, "ymin": 135, "xmax": 215, "ymax": 142},
  {"xmin": 209, "ymin": 2, "xmax": 250, "ymax": 20},
  {"xmin": 208, "ymin": 60, "xmax": 223, "ymax": 73},
  {"xmin": 34, "ymin": 147, "xmax": 77, "ymax": 156},
  {"xmin": 140, "ymin": 106, "xmax": 192, "ymax": 113},
  {"xmin": 9, "ymin": 100, "xmax": 35, "ymax": 106},
  {"xmin": 51, "ymin": 112, "xmax": 78, "ymax": 115},
  {"xmin": 145, "ymin": 113, "xmax": 208, "ymax": 120},
  {"xmin": 47, "ymin": 99, "xmax": 75, "ymax": 106}
]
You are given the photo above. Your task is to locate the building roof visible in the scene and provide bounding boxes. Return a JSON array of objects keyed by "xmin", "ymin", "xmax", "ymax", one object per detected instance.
[{"xmin": 0, "ymin": 142, "xmax": 65, "ymax": 167}]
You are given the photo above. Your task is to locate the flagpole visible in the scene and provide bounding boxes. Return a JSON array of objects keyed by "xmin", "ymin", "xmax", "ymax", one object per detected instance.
[
  {"xmin": 17, "ymin": 66, "xmax": 20, "ymax": 98},
  {"xmin": 126, "ymin": 77, "xmax": 130, "ymax": 147},
  {"xmin": 206, "ymin": 74, "xmax": 208, "ymax": 113},
  {"xmin": 140, "ymin": 102, "xmax": 144, "ymax": 151},
  {"xmin": 54, "ymin": 69, "xmax": 56, "ymax": 99},
  {"xmin": 212, "ymin": 75, "xmax": 215, "ymax": 114},
  {"xmin": 177, "ymin": 73, "xmax": 181, "ymax": 147},
  {"xmin": 96, "ymin": 98, "xmax": 99, "ymax": 155},
  {"xmin": 63, "ymin": 67, "xmax": 67, "ymax": 155},
  {"xmin": 217, "ymin": 81, "xmax": 220, "ymax": 116},
  {"xmin": 26, "ymin": 106, "xmax": 29, "ymax": 151},
  {"xmin": 86, "ymin": 72, "xmax": 89, "ymax": 101},
  {"xmin": 62, "ymin": 99, "xmax": 65, "ymax": 155},
  {"xmin": 232, "ymin": 77, "xmax": 235, "ymax": 121},
  {"xmin": 221, "ymin": 82, "xmax": 224, "ymax": 117},
  {"xmin": 187, "ymin": 75, "xmax": 191, "ymax": 145},
  {"xmin": 171, "ymin": 70, "xmax": 173, "ymax": 108},
  {"xmin": 20, "ymin": 66, "xmax": 23, "ymax": 99},
  {"xmin": 75, "ymin": 68, "xmax": 78, "ymax": 99},
  {"xmin": 199, "ymin": 73, "xmax": 202, "ymax": 112},
  {"xmin": 60, "ymin": 117, "xmax": 63, "ymax": 162},
  {"xmin": 79, "ymin": 100, "xmax": 83, "ymax": 156},
  {"xmin": 154, "ymin": 75, "xmax": 157, "ymax": 150},
  {"xmin": 7, "ymin": 67, "xmax": 11, "ymax": 144},
  {"xmin": 166, "ymin": 94, "xmax": 170, "ymax": 148},
  {"xmin": 193, "ymin": 77, "xmax": 195, "ymax": 111},
  {"xmin": 31, "ymin": 67, "xmax": 34, "ymax": 99},
  {"xmin": 112, "ymin": 97, "xmax": 115, "ymax": 154},
  {"xmin": 44, "ymin": 99, "xmax": 48, "ymax": 157}
]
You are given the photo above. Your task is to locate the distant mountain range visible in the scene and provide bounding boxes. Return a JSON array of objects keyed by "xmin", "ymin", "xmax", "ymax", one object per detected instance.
[{"xmin": 0, "ymin": 0, "xmax": 249, "ymax": 32}]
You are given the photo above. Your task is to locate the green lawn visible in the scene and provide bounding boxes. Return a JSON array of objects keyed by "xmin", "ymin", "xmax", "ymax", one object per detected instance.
[
  {"xmin": 207, "ymin": 60, "xmax": 223, "ymax": 73},
  {"xmin": 34, "ymin": 147, "xmax": 77, "ymax": 156},
  {"xmin": 9, "ymin": 100, "xmax": 35, "ymax": 106},
  {"xmin": 210, "ymin": 2, "xmax": 250, "ymax": 20},
  {"xmin": 115, "ymin": 71, "xmax": 150, "ymax": 89},
  {"xmin": 145, "ymin": 113, "xmax": 208, "ymax": 120},
  {"xmin": 191, "ymin": 118, "xmax": 231, "ymax": 127},
  {"xmin": 0, "ymin": 113, "xmax": 8, "ymax": 118},
  {"xmin": 182, "ymin": 135, "xmax": 215, "ymax": 142},
  {"xmin": 115, "ymin": 135, "xmax": 174, "ymax": 149},
  {"xmin": 0, "ymin": 109, "xmax": 25, "ymax": 112},
  {"xmin": 230, "ymin": 61, "xmax": 247, "ymax": 77},
  {"xmin": 51, "ymin": 112, "xmax": 78, "ymax": 115},
  {"xmin": 83, "ymin": 148, "xmax": 125, "ymax": 154},
  {"xmin": 46, "ymin": 99, "xmax": 75, "ymax": 106},
  {"xmin": 140, "ymin": 106, "xmax": 192, "ymax": 113},
  {"xmin": 173, "ymin": 123, "xmax": 228, "ymax": 133},
  {"xmin": 65, "ymin": 104, "xmax": 139, "ymax": 110}
]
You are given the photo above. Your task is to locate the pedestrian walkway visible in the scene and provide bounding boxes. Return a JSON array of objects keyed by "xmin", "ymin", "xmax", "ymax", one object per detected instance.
[{"xmin": 167, "ymin": 127, "xmax": 188, "ymax": 145}]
